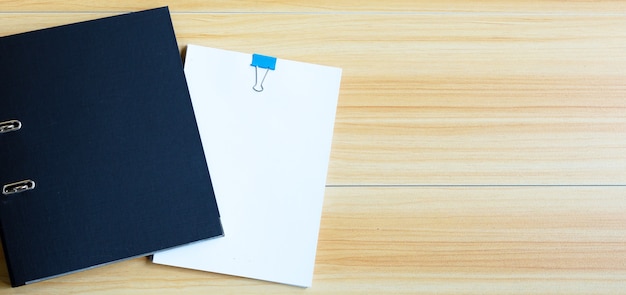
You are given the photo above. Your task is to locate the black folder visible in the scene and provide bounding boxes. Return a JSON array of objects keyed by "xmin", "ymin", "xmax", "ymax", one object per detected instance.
[{"xmin": 0, "ymin": 7, "xmax": 222, "ymax": 286}]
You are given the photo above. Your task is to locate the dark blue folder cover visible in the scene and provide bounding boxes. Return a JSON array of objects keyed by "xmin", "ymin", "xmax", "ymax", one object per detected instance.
[{"xmin": 0, "ymin": 7, "xmax": 222, "ymax": 286}]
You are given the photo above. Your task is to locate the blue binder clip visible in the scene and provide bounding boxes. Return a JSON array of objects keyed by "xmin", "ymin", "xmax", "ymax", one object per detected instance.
[{"xmin": 251, "ymin": 54, "xmax": 277, "ymax": 92}]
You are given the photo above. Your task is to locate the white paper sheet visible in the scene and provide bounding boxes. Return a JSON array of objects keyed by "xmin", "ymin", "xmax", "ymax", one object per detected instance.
[{"xmin": 152, "ymin": 45, "xmax": 342, "ymax": 287}]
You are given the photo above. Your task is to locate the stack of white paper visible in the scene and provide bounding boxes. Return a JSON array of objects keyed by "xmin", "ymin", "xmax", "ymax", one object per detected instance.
[{"xmin": 153, "ymin": 44, "xmax": 342, "ymax": 288}]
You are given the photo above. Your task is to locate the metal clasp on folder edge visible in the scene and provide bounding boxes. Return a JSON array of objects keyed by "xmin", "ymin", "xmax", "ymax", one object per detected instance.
[
  {"xmin": 3, "ymin": 180, "xmax": 36, "ymax": 195},
  {"xmin": 0, "ymin": 120, "xmax": 22, "ymax": 133}
]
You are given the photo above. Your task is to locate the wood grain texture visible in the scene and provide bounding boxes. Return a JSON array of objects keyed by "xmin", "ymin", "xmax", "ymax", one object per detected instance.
[
  {"xmin": 0, "ymin": 0, "xmax": 626, "ymax": 13},
  {"xmin": 1, "ymin": 13, "xmax": 625, "ymax": 184},
  {"xmin": 0, "ymin": 1, "xmax": 625, "ymax": 293},
  {"xmin": 1, "ymin": 188, "xmax": 625, "ymax": 294}
]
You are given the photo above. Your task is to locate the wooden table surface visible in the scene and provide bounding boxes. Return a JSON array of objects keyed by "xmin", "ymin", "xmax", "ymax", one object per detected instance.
[{"xmin": 1, "ymin": 1, "xmax": 625, "ymax": 294}]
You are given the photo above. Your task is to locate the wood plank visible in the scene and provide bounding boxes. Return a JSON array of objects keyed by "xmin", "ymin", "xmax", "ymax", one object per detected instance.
[
  {"xmin": 329, "ymin": 106, "xmax": 626, "ymax": 185},
  {"xmin": 0, "ymin": 0, "xmax": 626, "ymax": 13},
  {"xmin": 0, "ymin": 187, "xmax": 624, "ymax": 294},
  {"xmin": 169, "ymin": 14, "xmax": 626, "ymax": 184},
  {"xmin": 1, "ymin": 13, "xmax": 624, "ymax": 185},
  {"xmin": 3, "ymin": 14, "xmax": 626, "ymax": 84},
  {"xmin": 2, "ymin": 14, "xmax": 625, "ymax": 92},
  {"xmin": 171, "ymin": 14, "xmax": 626, "ymax": 82}
]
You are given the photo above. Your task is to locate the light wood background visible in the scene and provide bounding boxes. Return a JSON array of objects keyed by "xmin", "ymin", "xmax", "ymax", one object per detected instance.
[{"xmin": 1, "ymin": 1, "xmax": 625, "ymax": 294}]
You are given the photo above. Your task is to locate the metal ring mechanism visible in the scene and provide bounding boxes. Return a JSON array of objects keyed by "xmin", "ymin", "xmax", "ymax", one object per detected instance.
[
  {"xmin": 0, "ymin": 120, "xmax": 22, "ymax": 134},
  {"xmin": 2, "ymin": 180, "xmax": 36, "ymax": 195}
]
